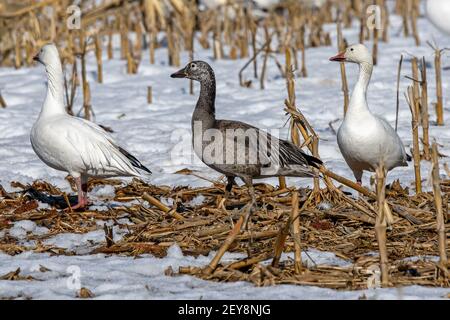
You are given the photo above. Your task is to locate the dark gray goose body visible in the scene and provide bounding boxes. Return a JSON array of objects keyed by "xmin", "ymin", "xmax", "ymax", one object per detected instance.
[{"xmin": 171, "ymin": 61, "xmax": 322, "ymax": 208}]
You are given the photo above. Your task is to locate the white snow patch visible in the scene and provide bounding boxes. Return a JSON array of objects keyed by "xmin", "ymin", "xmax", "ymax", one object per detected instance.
[{"xmin": 8, "ymin": 220, "xmax": 49, "ymax": 239}]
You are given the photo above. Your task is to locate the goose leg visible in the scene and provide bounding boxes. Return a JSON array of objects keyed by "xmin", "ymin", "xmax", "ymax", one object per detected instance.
[
  {"xmin": 224, "ymin": 176, "xmax": 236, "ymax": 199},
  {"xmin": 353, "ymin": 170, "xmax": 363, "ymax": 186},
  {"xmin": 66, "ymin": 177, "xmax": 86, "ymax": 211},
  {"xmin": 80, "ymin": 174, "xmax": 89, "ymax": 207},
  {"xmin": 242, "ymin": 176, "xmax": 257, "ymax": 229}
]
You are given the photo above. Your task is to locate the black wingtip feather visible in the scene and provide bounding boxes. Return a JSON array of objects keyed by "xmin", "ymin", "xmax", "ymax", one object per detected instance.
[
  {"xmin": 281, "ymin": 140, "xmax": 323, "ymax": 169},
  {"xmin": 406, "ymin": 154, "xmax": 412, "ymax": 162},
  {"xmin": 118, "ymin": 147, "xmax": 152, "ymax": 174},
  {"xmin": 303, "ymin": 153, "xmax": 323, "ymax": 169}
]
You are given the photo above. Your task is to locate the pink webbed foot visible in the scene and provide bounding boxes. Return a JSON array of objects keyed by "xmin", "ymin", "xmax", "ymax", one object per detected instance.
[
  {"xmin": 65, "ymin": 202, "xmax": 85, "ymax": 212},
  {"xmin": 64, "ymin": 176, "xmax": 90, "ymax": 212}
]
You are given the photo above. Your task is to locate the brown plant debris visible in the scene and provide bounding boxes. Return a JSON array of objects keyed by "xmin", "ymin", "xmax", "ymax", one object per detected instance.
[{"xmin": 0, "ymin": 177, "xmax": 448, "ymax": 290}]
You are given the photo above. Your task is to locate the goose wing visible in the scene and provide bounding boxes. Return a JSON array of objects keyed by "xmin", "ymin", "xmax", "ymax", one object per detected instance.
[
  {"xmin": 376, "ymin": 116, "xmax": 409, "ymax": 164},
  {"xmin": 216, "ymin": 120, "xmax": 321, "ymax": 173},
  {"xmin": 62, "ymin": 117, "xmax": 151, "ymax": 177}
]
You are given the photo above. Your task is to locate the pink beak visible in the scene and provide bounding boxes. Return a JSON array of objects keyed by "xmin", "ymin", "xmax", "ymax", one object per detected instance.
[{"xmin": 329, "ymin": 52, "xmax": 346, "ymax": 62}]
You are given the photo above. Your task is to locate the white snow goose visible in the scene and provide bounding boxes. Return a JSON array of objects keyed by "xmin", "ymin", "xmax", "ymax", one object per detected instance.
[
  {"xmin": 31, "ymin": 44, "xmax": 151, "ymax": 210},
  {"xmin": 426, "ymin": 0, "xmax": 450, "ymax": 35},
  {"xmin": 329, "ymin": 44, "xmax": 410, "ymax": 184}
]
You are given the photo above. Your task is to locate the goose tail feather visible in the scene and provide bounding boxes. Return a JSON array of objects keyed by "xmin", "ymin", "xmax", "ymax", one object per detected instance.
[
  {"xmin": 406, "ymin": 153, "xmax": 412, "ymax": 162},
  {"xmin": 302, "ymin": 153, "xmax": 323, "ymax": 169}
]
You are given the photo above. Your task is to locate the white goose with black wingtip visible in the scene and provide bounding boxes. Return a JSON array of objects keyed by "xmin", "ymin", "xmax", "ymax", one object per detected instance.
[
  {"xmin": 330, "ymin": 44, "xmax": 410, "ymax": 184},
  {"xmin": 31, "ymin": 44, "xmax": 151, "ymax": 210}
]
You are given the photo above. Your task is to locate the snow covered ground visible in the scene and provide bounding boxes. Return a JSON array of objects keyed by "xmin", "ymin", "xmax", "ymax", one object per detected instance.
[
  {"xmin": 0, "ymin": 10, "xmax": 449, "ymax": 299},
  {"xmin": 0, "ymin": 247, "xmax": 448, "ymax": 300}
]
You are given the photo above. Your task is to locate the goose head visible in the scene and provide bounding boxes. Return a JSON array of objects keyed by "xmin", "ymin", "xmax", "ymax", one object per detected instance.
[
  {"xmin": 329, "ymin": 44, "xmax": 373, "ymax": 65},
  {"xmin": 33, "ymin": 43, "xmax": 60, "ymax": 66},
  {"xmin": 171, "ymin": 61, "xmax": 214, "ymax": 82}
]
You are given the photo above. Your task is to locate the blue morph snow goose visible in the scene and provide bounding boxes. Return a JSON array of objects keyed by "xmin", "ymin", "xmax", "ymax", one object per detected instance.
[
  {"xmin": 31, "ymin": 44, "xmax": 151, "ymax": 210},
  {"xmin": 170, "ymin": 61, "xmax": 321, "ymax": 210},
  {"xmin": 330, "ymin": 44, "xmax": 410, "ymax": 184}
]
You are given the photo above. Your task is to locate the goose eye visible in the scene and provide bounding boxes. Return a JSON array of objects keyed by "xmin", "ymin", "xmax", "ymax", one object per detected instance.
[
  {"xmin": 350, "ymin": 48, "xmax": 354, "ymax": 52},
  {"xmin": 190, "ymin": 63, "xmax": 196, "ymax": 69}
]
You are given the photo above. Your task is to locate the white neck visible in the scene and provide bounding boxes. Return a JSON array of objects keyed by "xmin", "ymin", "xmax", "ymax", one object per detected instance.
[
  {"xmin": 347, "ymin": 61, "xmax": 373, "ymax": 117},
  {"xmin": 40, "ymin": 59, "xmax": 66, "ymax": 118}
]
